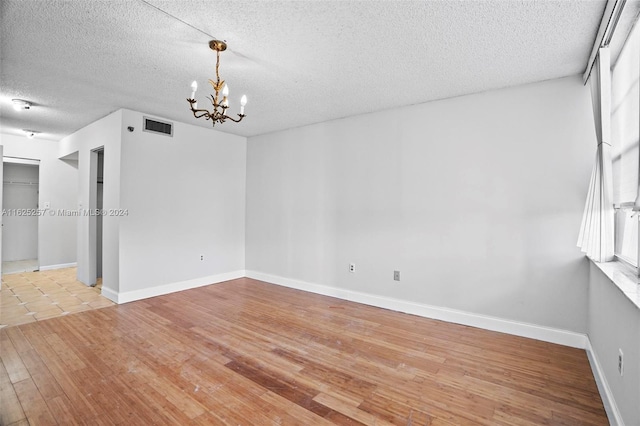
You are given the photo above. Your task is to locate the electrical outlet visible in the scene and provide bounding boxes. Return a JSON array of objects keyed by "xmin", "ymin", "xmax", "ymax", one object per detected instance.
[
  {"xmin": 200, "ymin": 254, "xmax": 204, "ymax": 261},
  {"xmin": 394, "ymin": 270, "xmax": 400, "ymax": 281},
  {"xmin": 618, "ymin": 349, "xmax": 624, "ymax": 376},
  {"xmin": 349, "ymin": 263, "xmax": 355, "ymax": 273}
]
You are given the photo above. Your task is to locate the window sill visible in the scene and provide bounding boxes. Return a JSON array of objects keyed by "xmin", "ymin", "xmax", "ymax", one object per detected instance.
[{"xmin": 590, "ymin": 259, "xmax": 640, "ymax": 310}]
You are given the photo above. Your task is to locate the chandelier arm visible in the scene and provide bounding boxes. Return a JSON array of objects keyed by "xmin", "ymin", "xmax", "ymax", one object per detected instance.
[
  {"xmin": 222, "ymin": 114, "xmax": 246, "ymax": 123},
  {"xmin": 193, "ymin": 111, "xmax": 213, "ymax": 120},
  {"xmin": 187, "ymin": 99, "xmax": 214, "ymax": 120}
]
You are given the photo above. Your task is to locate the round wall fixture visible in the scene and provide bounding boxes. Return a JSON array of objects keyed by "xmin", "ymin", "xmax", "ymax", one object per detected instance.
[{"xmin": 12, "ymin": 99, "xmax": 32, "ymax": 111}]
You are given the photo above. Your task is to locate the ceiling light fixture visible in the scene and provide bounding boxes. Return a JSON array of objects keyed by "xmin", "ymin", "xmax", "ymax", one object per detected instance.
[
  {"xmin": 187, "ymin": 40, "xmax": 247, "ymax": 126},
  {"xmin": 12, "ymin": 99, "xmax": 32, "ymax": 111},
  {"xmin": 22, "ymin": 129, "xmax": 40, "ymax": 139}
]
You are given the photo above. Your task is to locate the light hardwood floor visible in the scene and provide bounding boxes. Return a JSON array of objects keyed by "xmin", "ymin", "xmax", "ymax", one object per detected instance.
[{"xmin": 1, "ymin": 278, "xmax": 607, "ymax": 425}]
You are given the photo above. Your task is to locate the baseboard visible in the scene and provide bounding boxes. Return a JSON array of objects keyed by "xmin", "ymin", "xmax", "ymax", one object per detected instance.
[
  {"xmin": 586, "ymin": 339, "xmax": 624, "ymax": 426},
  {"xmin": 108, "ymin": 270, "xmax": 246, "ymax": 304},
  {"xmin": 100, "ymin": 286, "xmax": 119, "ymax": 303},
  {"xmin": 39, "ymin": 262, "xmax": 77, "ymax": 271},
  {"xmin": 245, "ymin": 270, "xmax": 588, "ymax": 349}
]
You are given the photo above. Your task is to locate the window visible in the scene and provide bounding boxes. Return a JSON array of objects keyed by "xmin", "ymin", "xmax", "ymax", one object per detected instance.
[{"xmin": 611, "ymin": 19, "xmax": 640, "ymax": 269}]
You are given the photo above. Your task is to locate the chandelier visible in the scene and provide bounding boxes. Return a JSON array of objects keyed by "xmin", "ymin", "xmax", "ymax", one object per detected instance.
[{"xmin": 187, "ymin": 40, "xmax": 247, "ymax": 126}]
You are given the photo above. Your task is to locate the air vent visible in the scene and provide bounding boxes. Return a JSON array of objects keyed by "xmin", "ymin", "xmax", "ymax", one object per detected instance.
[{"xmin": 143, "ymin": 117, "xmax": 173, "ymax": 137}]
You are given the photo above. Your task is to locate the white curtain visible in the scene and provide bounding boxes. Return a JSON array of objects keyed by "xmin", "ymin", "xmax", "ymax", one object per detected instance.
[{"xmin": 578, "ymin": 48, "xmax": 615, "ymax": 262}]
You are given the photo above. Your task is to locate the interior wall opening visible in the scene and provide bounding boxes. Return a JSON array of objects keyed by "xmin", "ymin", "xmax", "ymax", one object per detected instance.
[{"xmin": 2, "ymin": 159, "xmax": 41, "ymax": 275}]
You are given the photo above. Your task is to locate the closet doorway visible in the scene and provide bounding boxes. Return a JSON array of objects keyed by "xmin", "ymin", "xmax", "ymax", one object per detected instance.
[
  {"xmin": 2, "ymin": 159, "xmax": 40, "ymax": 274},
  {"xmin": 96, "ymin": 149, "xmax": 104, "ymax": 281}
]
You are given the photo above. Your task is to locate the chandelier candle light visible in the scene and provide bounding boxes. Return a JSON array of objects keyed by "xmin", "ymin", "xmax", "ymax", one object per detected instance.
[{"xmin": 187, "ymin": 40, "xmax": 247, "ymax": 126}]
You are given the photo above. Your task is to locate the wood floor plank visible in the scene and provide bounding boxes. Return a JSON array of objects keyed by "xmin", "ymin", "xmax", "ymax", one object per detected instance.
[
  {"xmin": 12, "ymin": 377, "xmax": 57, "ymax": 425},
  {"xmin": 0, "ymin": 330, "xmax": 31, "ymax": 384},
  {"xmin": 43, "ymin": 332, "xmax": 87, "ymax": 371},
  {"xmin": 357, "ymin": 391, "xmax": 435, "ymax": 425},
  {"xmin": 0, "ymin": 277, "xmax": 609, "ymax": 425},
  {"xmin": 18, "ymin": 322, "xmax": 104, "ymax": 421},
  {"xmin": 259, "ymin": 389, "xmax": 335, "ymax": 425},
  {"xmin": 314, "ymin": 392, "xmax": 396, "ymax": 426},
  {"xmin": 0, "ymin": 358, "xmax": 27, "ymax": 426},
  {"xmin": 18, "ymin": 348, "xmax": 64, "ymax": 400},
  {"xmin": 3, "ymin": 327, "xmax": 34, "ymax": 355},
  {"xmin": 44, "ymin": 395, "xmax": 82, "ymax": 426}
]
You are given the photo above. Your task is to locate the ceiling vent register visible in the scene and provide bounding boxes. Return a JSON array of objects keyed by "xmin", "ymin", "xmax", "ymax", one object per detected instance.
[{"xmin": 143, "ymin": 117, "xmax": 173, "ymax": 137}]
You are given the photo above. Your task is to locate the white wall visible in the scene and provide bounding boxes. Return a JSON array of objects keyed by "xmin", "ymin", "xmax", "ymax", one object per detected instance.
[
  {"xmin": 60, "ymin": 109, "xmax": 246, "ymax": 302},
  {"xmin": 117, "ymin": 109, "xmax": 246, "ymax": 297},
  {"xmin": 59, "ymin": 110, "xmax": 123, "ymax": 293},
  {"xmin": 1, "ymin": 134, "xmax": 78, "ymax": 268},
  {"xmin": 588, "ymin": 264, "xmax": 640, "ymax": 425},
  {"xmin": 2, "ymin": 163, "xmax": 39, "ymax": 261},
  {"xmin": 246, "ymin": 76, "xmax": 595, "ymax": 334}
]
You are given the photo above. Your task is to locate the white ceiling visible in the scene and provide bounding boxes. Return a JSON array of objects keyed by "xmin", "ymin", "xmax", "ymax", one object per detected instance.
[{"xmin": 0, "ymin": 0, "xmax": 610, "ymax": 141}]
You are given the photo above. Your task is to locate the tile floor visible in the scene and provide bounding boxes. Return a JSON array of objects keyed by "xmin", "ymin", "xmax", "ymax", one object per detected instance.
[
  {"xmin": 2, "ymin": 259, "xmax": 39, "ymax": 274},
  {"xmin": 0, "ymin": 267, "xmax": 115, "ymax": 328}
]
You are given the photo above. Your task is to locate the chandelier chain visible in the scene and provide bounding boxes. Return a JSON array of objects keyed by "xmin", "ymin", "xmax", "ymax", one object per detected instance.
[{"xmin": 215, "ymin": 49, "xmax": 221, "ymax": 106}]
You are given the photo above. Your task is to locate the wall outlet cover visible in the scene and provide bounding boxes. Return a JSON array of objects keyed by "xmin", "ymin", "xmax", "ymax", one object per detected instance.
[{"xmin": 618, "ymin": 348, "xmax": 624, "ymax": 376}]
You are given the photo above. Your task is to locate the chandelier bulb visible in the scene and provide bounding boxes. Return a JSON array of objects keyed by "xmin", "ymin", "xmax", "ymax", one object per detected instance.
[
  {"xmin": 240, "ymin": 95, "xmax": 247, "ymax": 115},
  {"xmin": 222, "ymin": 84, "xmax": 229, "ymax": 97},
  {"xmin": 190, "ymin": 80, "xmax": 197, "ymax": 99}
]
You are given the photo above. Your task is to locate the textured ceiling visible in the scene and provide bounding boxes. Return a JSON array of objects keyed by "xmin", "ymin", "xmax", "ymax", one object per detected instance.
[{"xmin": 0, "ymin": 0, "xmax": 609, "ymax": 141}]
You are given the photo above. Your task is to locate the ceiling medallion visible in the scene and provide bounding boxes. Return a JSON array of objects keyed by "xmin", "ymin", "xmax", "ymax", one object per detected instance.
[{"xmin": 187, "ymin": 40, "xmax": 247, "ymax": 126}]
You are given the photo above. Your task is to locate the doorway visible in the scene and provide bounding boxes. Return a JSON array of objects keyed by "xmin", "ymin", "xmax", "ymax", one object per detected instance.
[
  {"xmin": 2, "ymin": 160, "xmax": 40, "ymax": 274},
  {"xmin": 96, "ymin": 149, "xmax": 104, "ymax": 282}
]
